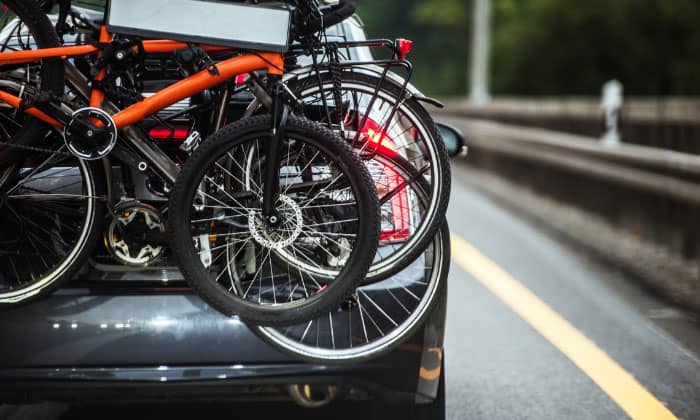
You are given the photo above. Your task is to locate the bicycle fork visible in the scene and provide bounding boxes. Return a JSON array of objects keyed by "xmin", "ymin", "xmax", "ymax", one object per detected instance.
[{"xmin": 261, "ymin": 75, "xmax": 289, "ymax": 225}]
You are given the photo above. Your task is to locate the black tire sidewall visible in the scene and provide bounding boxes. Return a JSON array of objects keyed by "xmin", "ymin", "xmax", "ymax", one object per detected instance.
[
  {"xmin": 291, "ymin": 71, "xmax": 452, "ymax": 282},
  {"xmin": 169, "ymin": 115, "xmax": 380, "ymax": 326},
  {"xmin": 251, "ymin": 220, "xmax": 451, "ymax": 364},
  {"xmin": 0, "ymin": 0, "xmax": 104, "ymax": 306}
]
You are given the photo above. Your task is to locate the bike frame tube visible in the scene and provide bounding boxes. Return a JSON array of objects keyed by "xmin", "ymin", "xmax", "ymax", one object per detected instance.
[
  {"xmin": 112, "ymin": 52, "xmax": 283, "ymax": 128},
  {"xmin": 0, "ymin": 90, "xmax": 61, "ymax": 127},
  {"xmin": 64, "ymin": 62, "xmax": 181, "ymax": 184},
  {"xmin": 90, "ymin": 26, "xmax": 113, "ymax": 109},
  {"xmin": 0, "ymin": 26, "xmax": 285, "ymax": 131},
  {"xmin": 0, "ymin": 41, "xmax": 232, "ymax": 66}
]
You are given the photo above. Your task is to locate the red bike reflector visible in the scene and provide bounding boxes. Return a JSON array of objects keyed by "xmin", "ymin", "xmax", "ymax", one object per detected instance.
[
  {"xmin": 396, "ymin": 38, "xmax": 413, "ymax": 60},
  {"xmin": 380, "ymin": 228, "xmax": 411, "ymax": 243}
]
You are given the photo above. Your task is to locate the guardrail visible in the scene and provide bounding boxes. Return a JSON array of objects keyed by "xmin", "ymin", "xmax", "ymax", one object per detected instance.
[
  {"xmin": 438, "ymin": 116, "xmax": 700, "ymax": 205},
  {"xmin": 439, "ymin": 97, "xmax": 700, "ymax": 155},
  {"xmin": 437, "ymin": 112, "xmax": 699, "ymax": 311},
  {"xmin": 441, "ymin": 97, "xmax": 700, "ymax": 124}
]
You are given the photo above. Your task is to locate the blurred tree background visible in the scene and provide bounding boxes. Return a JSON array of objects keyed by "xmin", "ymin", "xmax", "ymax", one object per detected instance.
[{"xmin": 358, "ymin": 0, "xmax": 700, "ymax": 97}]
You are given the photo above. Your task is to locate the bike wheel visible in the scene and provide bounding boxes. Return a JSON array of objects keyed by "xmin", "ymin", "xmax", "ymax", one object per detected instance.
[
  {"xmin": 254, "ymin": 219, "xmax": 450, "ymax": 363},
  {"xmin": 0, "ymin": 1, "xmax": 104, "ymax": 306},
  {"xmin": 289, "ymin": 71, "xmax": 451, "ymax": 283},
  {"xmin": 168, "ymin": 115, "xmax": 380, "ymax": 326},
  {"xmin": 0, "ymin": 139, "xmax": 105, "ymax": 306}
]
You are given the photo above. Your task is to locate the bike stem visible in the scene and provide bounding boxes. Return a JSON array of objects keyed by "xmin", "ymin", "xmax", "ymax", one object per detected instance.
[{"xmin": 262, "ymin": 76, "xmax": 289, "ymax": 224}]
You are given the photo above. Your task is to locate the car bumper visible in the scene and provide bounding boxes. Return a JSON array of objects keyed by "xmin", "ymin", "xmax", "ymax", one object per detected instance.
[{"xmin": 0, "ymin": 285, "xmax": 445, "ymax": 405}]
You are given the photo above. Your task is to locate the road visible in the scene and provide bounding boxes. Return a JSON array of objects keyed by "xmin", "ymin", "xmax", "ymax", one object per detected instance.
[{"xmin": 445, "ymin": 162, "xmax": 700, "ymax": 419}]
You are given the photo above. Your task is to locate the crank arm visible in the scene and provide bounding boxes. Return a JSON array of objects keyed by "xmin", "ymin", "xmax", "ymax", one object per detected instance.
[{"xmin": 64, "ymin": 62, "xmax": 180, "ymax": 185}]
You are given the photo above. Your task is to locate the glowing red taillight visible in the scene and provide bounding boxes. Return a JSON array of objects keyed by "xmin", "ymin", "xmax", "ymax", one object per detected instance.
[
  {"xmin": 379, "ymin": 164, "xmax": 411, "ymax": 244},
  {"xmin": 359, "ymin": 118, "xmax": 411, "ymax": 244},
  {"xmin": 148, "ymin": 126, "xmax": 190, "ymax": 141},
  {"xmin": 235, "ymin": 73, "xmax": 250, "ymax": 85},
  {"xmin": 362, "ymin": 118, "xmax": 397, "ymax": 154}
]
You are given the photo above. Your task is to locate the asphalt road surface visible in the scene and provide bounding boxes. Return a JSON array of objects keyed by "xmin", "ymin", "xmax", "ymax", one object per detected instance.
[
  {"xmin": 444, "ymin": 162, "xmax": 700, "ymax": 419},
  {"xmin": 5, "ymin": 163, "xmax": 700, "ymax": 420}
]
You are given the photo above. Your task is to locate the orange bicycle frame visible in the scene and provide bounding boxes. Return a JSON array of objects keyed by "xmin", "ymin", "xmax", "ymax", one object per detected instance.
[{"xmin": 0, "ymin": 26, "xmax": 285, "ymax": 130}]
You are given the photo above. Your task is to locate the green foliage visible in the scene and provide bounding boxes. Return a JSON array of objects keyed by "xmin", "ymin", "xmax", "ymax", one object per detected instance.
[
  {"xmin": 412, "ymin": 0, "xmax": 468, "ymax": 28},
  {"xmin": 359, "ymin": 0, "xmax": 700, "ymax": 96},
  {"xmin": 358, "ymin": 0, "xmax": 471, "ymax": 96},
  {"xmin": 491, "ymin": 0, "xmax": 700, "ymax": 95}
]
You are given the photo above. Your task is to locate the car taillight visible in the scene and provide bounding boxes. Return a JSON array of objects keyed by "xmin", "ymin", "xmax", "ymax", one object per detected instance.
[
  {"xmin": 360, "ymin": 118, "xmax": 411, "ymax": 244},
  {"xmin": 362, "ymin": 118, "xmax": 397, "ymax": 154},
  {"xmin": 235, "ymin": 73, "xmax": 250, "ymax": 85},
  {"xmin": 148, "ymin": 125, "xmax": 190, "ymax": 141},
  {"xmin": 379, "ymin": 164, "xmax": 411, "ymax": 244}
]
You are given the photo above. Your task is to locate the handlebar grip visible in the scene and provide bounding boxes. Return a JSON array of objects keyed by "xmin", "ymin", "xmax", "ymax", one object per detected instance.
[{"xmin": 304, "ymin": 0, "xmax": 357, "ymax": 33}]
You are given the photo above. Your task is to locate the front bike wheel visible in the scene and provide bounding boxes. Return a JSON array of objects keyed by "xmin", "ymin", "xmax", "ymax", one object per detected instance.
[
  {"xmin": 251, "ymin": 133, "xmax": 449, "ymax": 362},
  {"xmin": 168, "ymin": 115, "xmax": 380, "ymax": 326}
]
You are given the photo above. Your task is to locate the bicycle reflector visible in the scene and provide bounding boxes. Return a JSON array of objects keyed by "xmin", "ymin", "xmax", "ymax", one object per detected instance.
[{"xmin": 396, "ymin": 38, "xmax": 413, "ymax": 60}]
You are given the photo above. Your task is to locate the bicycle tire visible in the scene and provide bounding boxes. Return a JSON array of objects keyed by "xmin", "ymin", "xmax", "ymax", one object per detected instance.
[
  {"xmin": 168, "ymin": 115, "xmax": 380, "ymax": 326},
  {"xmin": 289, "ymin": 71, "xmax": 451, "ymax": 283},
  {"xmin": 252, "ymin": 142, "xmax": 448, "ymax": 362},
  {"xmin": 253, "ymin": 219, "xmax": 450, "ymax": 363},
  {"xmin": 0, "ymin": 0, "xmax": 104, "ymax": 306}
]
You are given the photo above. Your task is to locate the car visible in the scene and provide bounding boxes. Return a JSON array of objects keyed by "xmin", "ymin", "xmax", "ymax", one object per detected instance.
[{"xmin": 0, "ymin": 8, "xmax": 458, "ymax": 420}]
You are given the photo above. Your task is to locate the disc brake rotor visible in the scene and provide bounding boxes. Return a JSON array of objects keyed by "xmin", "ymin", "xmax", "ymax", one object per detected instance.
[{"xmin": 248, "ymin": 194, "xmax": 303, "ymax": 250}]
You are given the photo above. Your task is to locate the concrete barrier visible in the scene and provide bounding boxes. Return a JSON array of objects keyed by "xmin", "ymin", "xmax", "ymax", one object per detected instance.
[
  {"xmin": 439, "ymin": 114, "xmax": 700, "ymax": 312},
  {"xmin": 438, "ymin": 97, "xmax": 700, "ymax": 155}
]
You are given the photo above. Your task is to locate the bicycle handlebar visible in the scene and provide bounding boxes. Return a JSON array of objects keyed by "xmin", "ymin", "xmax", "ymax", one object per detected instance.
[
  {"xmin": 294, "ymin": 0, "xmax": 357, "ymax": 37},
  {"xmin": 317, "ymin": 0, "xmax": 357, "ymax": 30}
]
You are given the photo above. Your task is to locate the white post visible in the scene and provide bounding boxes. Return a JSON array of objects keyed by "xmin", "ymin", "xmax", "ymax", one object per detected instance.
[
  {"xmin": 469, "ymin": 0, "xmax": 491, "ymax": 105},
  {"xmin": 601, "ymin": 80, "xmax": 623, "ymax": 146}
]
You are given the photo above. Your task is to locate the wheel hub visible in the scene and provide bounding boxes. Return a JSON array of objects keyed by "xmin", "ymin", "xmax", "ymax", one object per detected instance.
[{"xmin": 249, "ymin": 194, "xmax": 303, "ymax": 249}]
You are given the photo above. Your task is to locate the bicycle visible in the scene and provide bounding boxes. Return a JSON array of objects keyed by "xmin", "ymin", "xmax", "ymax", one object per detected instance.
[
  {"xmin": 219, "ymin": 27, "xmax": 452, "ymax": 284},
  {"xmin": 0, "ymin": 0, "xmax": 381, "ymax": 326}
]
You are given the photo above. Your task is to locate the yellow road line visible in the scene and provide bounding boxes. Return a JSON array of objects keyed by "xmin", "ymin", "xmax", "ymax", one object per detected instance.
[{"xmin": 450, "ymin": 234, "xmax": 677, "ymax": 420}]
